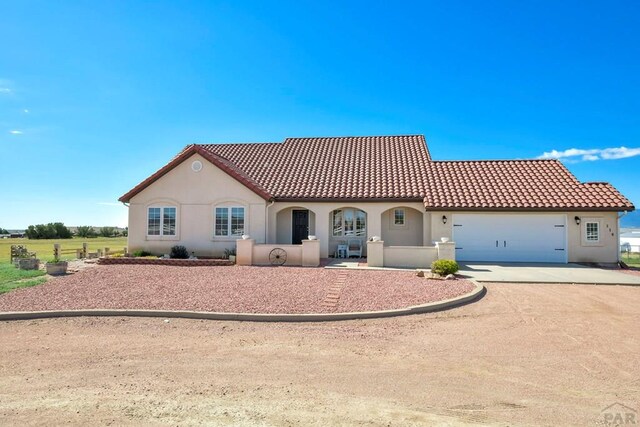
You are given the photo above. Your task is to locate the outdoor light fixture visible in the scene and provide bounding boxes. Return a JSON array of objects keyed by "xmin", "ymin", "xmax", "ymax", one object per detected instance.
[
  {"xmin": 442, "ymin": 215, "xmax": 448, "ymax": 224},
  {"xmin": 574, "ymin": 216, "xmax": 581, "ymax": 225}
]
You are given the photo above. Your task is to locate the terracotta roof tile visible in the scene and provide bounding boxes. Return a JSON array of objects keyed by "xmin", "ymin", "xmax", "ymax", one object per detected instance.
[
  {"xmin": 119, "ymin": 135, "xmax": 634, "ymax": 212},
  {"xmin": 424, "ymin": 160, "xmax": 634, "ymax": 211},
  {"xmin": 202, "ymin": 135, "xmax": 431, "ymax": 200}
]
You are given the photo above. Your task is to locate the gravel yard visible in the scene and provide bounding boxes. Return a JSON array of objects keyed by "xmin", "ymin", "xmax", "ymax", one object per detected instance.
[
  {"xmin": 0, "ymin": 265, "xmax": 475, "ymax": 314},
  {"xmin": 1, "ymin": 282, "xmax": 638, "ymax": 426}
]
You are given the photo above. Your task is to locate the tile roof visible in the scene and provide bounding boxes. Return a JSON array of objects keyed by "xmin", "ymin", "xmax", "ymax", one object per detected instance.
[
  {"xmin": 424, "ymin": 160, "xmax": 634, "ymax": 211},
  {"xmin": 119, "ymin": 135, "xmax": 634, "ymax": 211},
  {"xmin": 201, "ymin": 135, "xmax": 431, "ymax": 200}
]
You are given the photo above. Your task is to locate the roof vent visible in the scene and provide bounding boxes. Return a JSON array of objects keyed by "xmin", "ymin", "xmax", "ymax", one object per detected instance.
[{"xmin": 191, "ymin": 160, "xmax": 203, "ymax": 172}]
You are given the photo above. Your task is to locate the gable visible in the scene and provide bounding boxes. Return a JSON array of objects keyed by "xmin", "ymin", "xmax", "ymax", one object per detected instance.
[{"xmin": 119, "ymin": 145, "xmax": 272, "ymax": 203}]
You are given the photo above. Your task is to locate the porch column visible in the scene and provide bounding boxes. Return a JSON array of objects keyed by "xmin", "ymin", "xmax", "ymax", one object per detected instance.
[
  {"xmin": 368, "ymin": 209, "xmax": 382, "ymax": 242},
  {"xmin": 423, "ymin": 211, "xmax": 431, "ymax": 245},
  {"xmin": 314, "ymin": 206, "xmax": 332, "ymax": 258}
]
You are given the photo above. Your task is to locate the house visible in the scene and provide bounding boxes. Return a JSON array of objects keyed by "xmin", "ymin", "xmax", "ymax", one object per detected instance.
[{"xmin": 119, "ymin": 135, "xmax": 634, "ymax": 265}]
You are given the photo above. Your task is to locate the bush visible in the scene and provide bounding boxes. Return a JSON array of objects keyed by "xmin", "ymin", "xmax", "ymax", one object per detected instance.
[
  {"xmin": 223, "ymin": 248, "xmax": 236, "ymax": 259},
  {"xmin": 76, "ymin": 226, "xmax": 98, "ymax": 238},
  {"xmin": 25, "ymin": 222, "xmax": 72, "ymax": 239},
  {"xmin": 170, "ymin": 245, "xmax": 189, "ymax": 259},
  {"xmin": 100, "ymin": 226, "xmax": 116, "ymax": 237},
  {"xmin": 431, "ymin": 259, "xmax": 459, "ymax": 276},
  {"xmin": 132, "ymin": 250, "xmax": 153, "ymax": 257}
]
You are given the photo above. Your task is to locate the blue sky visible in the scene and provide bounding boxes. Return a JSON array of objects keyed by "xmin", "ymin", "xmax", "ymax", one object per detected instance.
[{"xmin": 1, "ymin": 0, "xmax": 639, "ymax": 229}]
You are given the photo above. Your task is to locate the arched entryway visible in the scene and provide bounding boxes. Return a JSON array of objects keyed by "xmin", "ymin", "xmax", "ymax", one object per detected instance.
[
  {"xmin": 329, "ymin": 207, "xmax": 368, "ymax": 257},
  {"xmin": 275, "ymin": 207, "xmax": 317, "ymax": 244},
  {"xmin": 381, "ymin": 207, "xmax": 424, "ymax": 246}
]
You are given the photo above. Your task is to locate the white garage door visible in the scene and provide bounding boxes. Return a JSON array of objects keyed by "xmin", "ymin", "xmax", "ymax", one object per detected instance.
[{"xmin": 452, "ymin": 214, "xmax": 567, "ymax": 263}]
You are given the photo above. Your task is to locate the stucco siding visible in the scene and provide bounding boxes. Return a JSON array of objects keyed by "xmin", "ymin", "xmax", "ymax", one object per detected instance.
[
  {"xmin": 431, "ymin": 210, "xmax": 620, "ymax": 264},
  {"xmin": 127, "ymin": 153, "xmax": 267, "ymax": 257},
  {"xmin": 269, "ymin": 202, "xmax": 427, "ymax": 258},
  {"xmin": 381, "ymin": 207, "xmax": 424, "ymax": 246}
]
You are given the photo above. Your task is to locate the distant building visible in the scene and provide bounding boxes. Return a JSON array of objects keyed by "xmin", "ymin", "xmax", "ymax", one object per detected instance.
[{"xmin": 620, "ymin": 229, "xmax": 640, "ymax": 252}]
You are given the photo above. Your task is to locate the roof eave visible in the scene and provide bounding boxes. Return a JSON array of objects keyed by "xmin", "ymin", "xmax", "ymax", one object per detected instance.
[
  {"xmin": 423, "ymin": 206, "xmax": 635, "ymax": 212},
  {"xmin": 118, "ymin": 145, "xmax": 273, "ymax": 203}
]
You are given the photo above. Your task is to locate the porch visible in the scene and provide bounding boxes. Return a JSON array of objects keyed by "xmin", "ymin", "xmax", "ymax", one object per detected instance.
[{"xmin": 247, "ymin": 202, "xmax": 457, "ymax": 269}]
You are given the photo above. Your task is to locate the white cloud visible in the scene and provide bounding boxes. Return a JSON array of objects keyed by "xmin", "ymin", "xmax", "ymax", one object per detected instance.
[
  {"xmin": 0, "ymin": 88, "xmax": 10, "ymax": 94},
  {"xmin": 538, "ymin": 146, "xmax": 640, "ymax": 162},
  {"xmin": 9, "ymin": 130, "xmax": 23, "ymax": 135}
]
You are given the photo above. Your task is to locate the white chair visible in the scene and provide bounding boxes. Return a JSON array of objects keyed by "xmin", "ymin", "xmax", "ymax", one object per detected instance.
[{"xmin": 347, "ymin": 239, "xmax": 362, "ymax": 258}]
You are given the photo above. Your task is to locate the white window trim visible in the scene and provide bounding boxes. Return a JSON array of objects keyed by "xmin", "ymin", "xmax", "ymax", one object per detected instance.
[
  {"xmin": 393, "ymin": 208, "xmax": 406, "ymax": 226},
  {"xmin": 585, "ymin": 221, "xmax": 600, "ymax": 243},
  {"xmin": 581, "ymin": 218, "xmax": 602, "ymax": 246},
  {"xmin": 146, "ymin": 206, "xmax": 179, "ymax": 240},
  {"xmin": 214, "ymin": 206, "xmax": 246, "ymax": 238},
  {"xmin": 332, "ymin": 208, "xmax": 367, "ymax": 237}
]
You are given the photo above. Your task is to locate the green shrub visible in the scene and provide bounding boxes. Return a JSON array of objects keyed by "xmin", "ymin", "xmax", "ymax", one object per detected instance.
[
  {"xmin": 100, "ymin": 226, "xmax": 116, "ymax": 237},
  {"xmin": 170, "ymin": 245, "xmax": 189, "ymax": 259},
  {"xmin": 431, "ymin": 259, "xmax": 459, "ymax": 276},
  {"xmin": 25, "ymin": 222, "xmax": 72, "ymax": 239},
  {"xmin": 76, "ymin": 226, "xmax": 97, "ymax": 238},
  {"xmin": 132, "ymin": 250, "xmax": 153, "ymax": 257}
]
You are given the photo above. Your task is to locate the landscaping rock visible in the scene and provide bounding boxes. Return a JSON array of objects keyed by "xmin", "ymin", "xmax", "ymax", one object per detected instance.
[
  {"xmin": 415, "ymin": 270, "xmax": 425, "ymax": 277},
  {"xmin": 445, "ymin": 274, "xmax": 456, "ymax": 280}
]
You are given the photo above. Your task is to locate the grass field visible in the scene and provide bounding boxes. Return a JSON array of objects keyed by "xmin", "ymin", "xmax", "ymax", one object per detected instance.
[
  {"xmin": 621, "ymin": 251, "xmax": 640, "ymax": 268},
  {"xmin": 0, "ymin": 237, "xmax": 128, "ymax": 264},
  {"xmin": 0, "ymin": 263, "xmax": 47, "ymax": 294}
]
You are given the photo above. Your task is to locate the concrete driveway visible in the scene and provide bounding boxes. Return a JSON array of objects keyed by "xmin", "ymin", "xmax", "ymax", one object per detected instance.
[{"xmin": 459, "ymin": 262, "xmax": 640, "ymax": 285}]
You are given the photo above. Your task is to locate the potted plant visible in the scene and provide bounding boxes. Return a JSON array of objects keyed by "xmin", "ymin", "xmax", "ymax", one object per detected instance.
[
  {"xmin": 46, "ymin": 254, "xmax": 68, "ymax": 276},
  {"xmin": 223, "ymin": 248, "xmax": 237, "ymax": 263}
]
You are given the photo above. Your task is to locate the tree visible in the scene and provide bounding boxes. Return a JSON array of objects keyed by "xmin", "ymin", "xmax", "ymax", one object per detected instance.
[
  {"xmin": 0, "ymin": 227, "xmax": 9, "ymax": 234},
  {"xmin": 100, "ymin": 226, "xmax": 116, "ymax": 237},
  {"xmin": 25, "ymin": 223, "xmax": 73, "ymax": 239},
  {"xmin": 76, "ymin": 226, "xmax": 97, "ymax": 238}
]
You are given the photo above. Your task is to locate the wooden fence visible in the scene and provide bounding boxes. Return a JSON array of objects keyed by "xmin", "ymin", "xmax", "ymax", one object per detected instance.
[
  {"xmin": 10, "ymin": 245, "xmax": 37, "ymax": 263},
  {"xmin": 53, "ymin": 243, "xmax": 127, "ymax": 259}
]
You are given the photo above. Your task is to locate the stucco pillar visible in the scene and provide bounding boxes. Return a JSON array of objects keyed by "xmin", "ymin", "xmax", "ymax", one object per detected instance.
[
  {"xmin": 236, "ymin": 238, "xmax": 254, "ymax": 265},
  {"xmin": 368, "ymin": 210, "xmax": 382, "ymax": 242},
  {"xmin": 301, "ymin": 239, "xmax": 320, "ymax": 267},
  {"xmin": 423, "ymin": 212, "xmax": 431, "ymax": 246},
  {"xmin": 314, "ymin": 206, "xmax": 331, "ymax": 258},
  {"xmin": 367, "ymin": 240, "xmax": 384, "ymax": 267},
  {"xmin": 436, "ymin": 241, "xmax": 456, "ymax": 261}
]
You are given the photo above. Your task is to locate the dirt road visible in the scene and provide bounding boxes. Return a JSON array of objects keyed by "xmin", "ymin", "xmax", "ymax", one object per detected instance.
[{"xmin": 1, "ymin": 282, "xmax": 639, "ymax": 426}]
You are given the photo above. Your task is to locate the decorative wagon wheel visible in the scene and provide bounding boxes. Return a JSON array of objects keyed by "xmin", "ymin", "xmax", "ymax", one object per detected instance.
[{"xmin": 269, "ymin": 248, "xmax": 287, "ymax": 266}]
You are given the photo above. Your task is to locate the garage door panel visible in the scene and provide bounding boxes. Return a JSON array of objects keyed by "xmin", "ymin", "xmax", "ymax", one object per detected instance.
[{"xmin": 453, "ymin": 214, "xmax": 567, "ymax": 263}]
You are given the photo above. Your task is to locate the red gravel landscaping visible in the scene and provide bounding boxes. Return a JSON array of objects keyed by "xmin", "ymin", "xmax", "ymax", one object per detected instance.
[{"xmin": 0, "ymin": 265, "xmax": 476, "ymax": 314}]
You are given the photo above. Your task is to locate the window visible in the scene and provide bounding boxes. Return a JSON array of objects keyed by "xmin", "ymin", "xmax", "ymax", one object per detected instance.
[
  {"xmin": 215, "ymin": 207, "xmax": 245, "ymax": 237},
  {"xmin": 332, "ymin": 209, "xmax": 366, "ymax": 237},
  {"xmin": 147, "ymin": 207, "xmax": 176, "ymax": 236},
  {"xmin": 586, "ymin": 221, "xmax": 599, "ymax": 242},
  {"xmin": 394, "ymin": 209, "xmax": 405, "ymax": 226}
]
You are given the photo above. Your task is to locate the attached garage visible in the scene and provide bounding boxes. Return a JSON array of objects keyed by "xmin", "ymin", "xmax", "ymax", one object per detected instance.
[{"xmin": 452, "ymin": 214, "xmax": 567, "ymax": 263}]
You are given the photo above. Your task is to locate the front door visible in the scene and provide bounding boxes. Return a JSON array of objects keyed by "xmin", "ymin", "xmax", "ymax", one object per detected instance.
[{"xmin": 292, "ymin": 210, "xmax": 309, "ymax": 244}]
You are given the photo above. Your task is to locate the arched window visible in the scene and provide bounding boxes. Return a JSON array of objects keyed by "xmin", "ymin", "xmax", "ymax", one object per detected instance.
[{"xmin": 332, "ymin": 209, "xmax": 366, "ymax": 237}]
